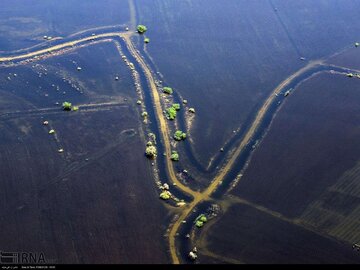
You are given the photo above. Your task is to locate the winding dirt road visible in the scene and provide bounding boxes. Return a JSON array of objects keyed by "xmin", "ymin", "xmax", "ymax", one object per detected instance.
[{"xmin": 0, "ymin": 25, "xmax": 329, "ymax": 264}]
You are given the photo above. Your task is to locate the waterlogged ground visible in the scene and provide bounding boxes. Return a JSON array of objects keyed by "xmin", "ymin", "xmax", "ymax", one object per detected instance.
[
  {"xmin": 1, "ymin": 0, "xmax": 360, "ymax": 264},
  {"xmin": 135, "ymin": 0, "xmax": 360, "ymax": 186},
  {"xmin": 197, "ymin": 70, "xmax": 360, "ymax": 263},
  {"xmin": 232, "ymin": 71, "xmax": 360, "ymax": 218},
  {"xmin": 0, "ymin": 0, "xmax": 130, "ymax": 51},
  {"xmin": 0, "ymin": 43, "xmax": 170, "ymax": 263},
  {"xmin": 200, "ymin": 203, "xmax": 360, "ymax": 264}
]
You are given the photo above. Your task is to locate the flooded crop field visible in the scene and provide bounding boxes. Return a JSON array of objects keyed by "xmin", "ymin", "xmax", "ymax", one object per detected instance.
[
  {"xmin": 0, "ymin": 41, "xmax": 170, "ymax": 263},
  {"xmin": 135, "ymin": 0, "xmax": 360, "ymax": 186},
  {"xmin": 199, "ymin": 203, "xmax": 360, "ymax": 263},
  {"xmin": 0, "ymin": 0, "xmax": 130, "ymax": 52},
  {"xmin": 1, "ymin": 0, "xmax": 360, "ymax": 265},
  {"xmin": 232, "ymin": 71, "xmax": 360, "ymax": 218},
  {"xmin": 197, "ymin": 70, "xmax": 360, "ymax": 263}
]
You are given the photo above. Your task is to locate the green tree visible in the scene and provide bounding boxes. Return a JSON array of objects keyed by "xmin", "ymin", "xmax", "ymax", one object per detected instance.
[
  {"xmin": 174, "ymin": 130, "xmax": 187, "ymax": 141},
  {"xmin": 137, "ymin": 25, "xmax": 147, "ymax": 34},
  {"xmin": 195, "ymin": 220, "xmax": 204, "ymax": 228},
  {"xmin": 172, "ymin": 103, "xmax": 180, "ymax": 111},
  {"xmin": 170, "ymin": 151, "xmax": 179, "ymax": 161},
  {"xmin": 145, "ymin": 145, "xmax": 157, "ymax": 158},
  {"xmin": 160, "ymin": 191, "xmax": 171, "ymax": 200},
  {"xmin": 163, "ymin": 87, "xmax": 173, "ymax": 94},
  {"xmin": 166, "ymin": 107, "xmax": 177, "ymax": 120},
  {"xmin": 199, "ymin": 215, "xmax": 207, "ymax": 222},
  {"xmin": 62, "ymin": 102, "xmax": 72, "ymax": 111}
]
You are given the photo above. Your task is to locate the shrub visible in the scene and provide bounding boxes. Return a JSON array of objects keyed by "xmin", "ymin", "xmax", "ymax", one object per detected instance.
[
  {"xmin": 172, "ymin": 103, "xmax": 180, "ymax": 111},
  {"xmin": 160, "ymin": 191, "xmax": 171, "ymax": 200},
  {"xmin": 170, "ymin": 151, "xmax": 179, "ymax": 161},
  {"xmin": 174, "ymin": 130, "xmax": 186, "ymax": 141},
  {"xmin": 62, "ymin": 101, "xmax": 72, "ymax": 111},
  {"xmin": 195, "ymin": 220, "xmax": 204, "ymax": 228},
  {"xmin": 166, "ymin": 107, "xmax": 177, "ymax": 120},
  {"xmin": 145, "ymin": 145, "xmax": 157, "ymax": 158},
  {"xmin": 163, "ymin": 87, "xmax": 173, "ymax": 94},
  {"xmin": 199, "ymin": 215, "xmax": 207, "ymax": 223},
  {"xmin": 137, "ymin": 25, "xmax": 147, "ymax": 34}
]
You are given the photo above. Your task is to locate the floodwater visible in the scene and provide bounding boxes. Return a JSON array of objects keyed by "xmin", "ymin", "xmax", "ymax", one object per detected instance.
[
  {"xmin": 211, "ymin": 70, "xmax": 360, "ymax": 262},
  {"xmin": 232, "ymin": 71, "xmax": 360, "ymax": 218},
  {"xmin": 134, "ymin": 1, "xmax": 360, "ymax": 262},
  {"xmin": 1, "ymin": 0, "xmax": 360, "ymax": 264},
  {"xmin": 0, "ymin": 0, "xmax": 130, "ymax": 51},
  {"xmin": 136, "ymin": 0, "xmax": 360, "ymax": 184},
  {"xmin": 0, "ymin": 42, "xmax": 170, "ymax": 263},
  {"xmin": 203, "ymin": 203, "xmax": 360, "ymax": 263}
]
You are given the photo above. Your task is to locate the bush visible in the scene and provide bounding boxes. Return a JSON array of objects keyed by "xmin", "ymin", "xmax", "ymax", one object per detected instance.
[
  {"xmin": 145, "ymin": 145, "xmax": 157, "ymax": 158},
  {"xmin": 170, "ymin": 151, "xmax": 179, "ymax": 161},
  {"xmin": 62, "ymin": 101, "xmax": 72, "ymax": 111},
  {"xmin": 148, "ymin": 133, "xmax": 156, "ymax": 141},
  {"xmin": 166, "ymin": 107, "xmax": 177, "ymax": 120},
  {"xmin": 194, "ymin": 214, "xmax": 207, "ymax": 228},
  {"xmin": 163, "ymin": 87, "xmax": 173, "ymax": 94},
  {"xmin": 144, "ymin": 38, "xmax": 150, "ymax": 43},
  {"xmin": 172, "ymin": 103, "xmax": 180, "ymax": 111},
  {"xmin": 195, "ymin": 220, "xmax": 204, "ymax": 228},
  {"xmin": 137, "ymin": 25, "xmax": 147, "ymax": 34},
  {"xmin": 199, "ymin": 215, "xmax": 207, "ymax": 223},
  {"xmin": 174, "ymin": 130, "xmax": 186, "ymax": 141},
  {"xmin": 160, "ymin": 191, "xmax": 171, "ymax": 200},
  {"xmin": 146, "ymin": 141, "xmax": 153, "ymax": 146}
]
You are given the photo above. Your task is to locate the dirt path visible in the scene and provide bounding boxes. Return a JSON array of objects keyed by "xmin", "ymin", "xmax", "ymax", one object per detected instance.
[
  {"xmin": 166, "ymin": 59, "xmax": 324, "ymax": 263},
  {"xmin": 0, "ymin": 27, "xmax": 328, "ymax": 264}
]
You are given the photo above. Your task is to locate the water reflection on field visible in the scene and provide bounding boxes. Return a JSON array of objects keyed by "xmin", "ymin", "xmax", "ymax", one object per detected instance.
[
  {"xmin": 0, "ymin": 42, "xmax": 170, "ymax": 263},
  {"xmin": 136, "ymin": 0, "xmax": 360, "ymax": 175}
]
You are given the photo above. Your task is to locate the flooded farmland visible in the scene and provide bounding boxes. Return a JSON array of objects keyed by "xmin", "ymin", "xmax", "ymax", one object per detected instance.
[
  {"xmin": 1, "ymin": 0, "xmax": 360, "ymax": 265},
  {"xmin": 0, "ymin": 41, "xmax": 170, "ymax": 263},
  {"xmin": 199, "ymin": 203, "xmax": 360, "ymax": 263},
  {"xmin": 232, "ymin": 71, "xmax": 360, "ymax": 218},
  {"xmin": 135, "ymin": 0, "xmax": 360, "ymax": 186},
  {"xmin": 195, "ymin": 70, "xmax": 360, "ymax": 263}
]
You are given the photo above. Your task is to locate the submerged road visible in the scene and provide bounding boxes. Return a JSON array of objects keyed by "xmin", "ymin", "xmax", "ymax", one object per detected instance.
[
  {"xmin": 0, "ymin": 30, "xmax": 199, "ymax": 198},
  {"xmin": 0, "ymin": 28, "xmax": 201, "ymax": 263},
  {"xmin": 167, "ymin": 59, "xmax": 325, "ymax": 263},
  {"xmin": 0, "ymin": 26, "xmax": 353, "ymax": 264}
]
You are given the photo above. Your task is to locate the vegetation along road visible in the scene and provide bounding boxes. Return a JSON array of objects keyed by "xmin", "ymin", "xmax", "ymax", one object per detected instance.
[{"xmin": 1, "ymin": 20, "xmax": 357, "ymax": 264}]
